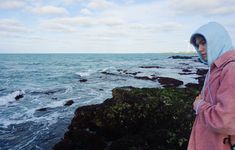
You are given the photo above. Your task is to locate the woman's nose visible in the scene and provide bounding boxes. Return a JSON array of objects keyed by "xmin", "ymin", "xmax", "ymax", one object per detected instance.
[{"xmin": 199, "ymin": 45, "xmax": 204, "ymax": 51}]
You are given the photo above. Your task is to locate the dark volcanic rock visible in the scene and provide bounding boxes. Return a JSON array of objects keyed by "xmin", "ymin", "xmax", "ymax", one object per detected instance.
[
  {"xmin": 157, "ymin": 77, "xmax": 184, "ymax": 88},
  {"xmin": 0, "ymin": 88, "xmax": 6, "ymax": 91},
  {"xmin": 134, "ymin": 76, "xmax": 158, "ymax": 81},
  {"xmin": 30, "ymin": 88, "xmax": 67, "ymax": 95},
  {"xmin": 54, "ymin": 87, "xmax": 200, "ymax": 150},
  {"xmin": 15, "ymin": 94, "xmax": 24, "ymax": 100},
  {"xmin": 178, "ymin": 73, "xmax": 195, "ymax": 75},
  {"xmin": 36, "ymin": 108, "xmax": 48, "ymax": 111},
  {"xmin": 182, "ymin": 69, "xmax": 192, "ymax": 72},
  {"xmin": 64, "ymin": 100, "xmax": 74, "ymax": 106},
  {"xmin": 195, "ymin": 76, "xmax": 206, "ymax": 87},
  {"xmin": 101, "ymin": 71, "xmax": 117, "ymax": 76},
  {"xmin": 169, "ymin": 55, "xmax": 193, "ymax": 59},
  {"xmin": 79, "ymin": 79, "xmax": 88, "ymax": 82},
  {"xmin": 196, "ymin": 68, "xmax": 208, "ymax": 76},
  {"xmin": 125, "ymin": 72, "xmax": 141, "ymax": 76},
  {"xmin": 139, "ymin": 66, "xmax": 163, "ymax": 69},
  {"xmin": 185, "ymin": 83, "xmax": 201, "ymax": 88}
]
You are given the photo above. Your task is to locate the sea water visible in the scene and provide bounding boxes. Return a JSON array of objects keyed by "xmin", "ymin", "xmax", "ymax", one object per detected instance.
[{"xmin": 0, "ymin": 53, "xmax": 206, "ymax": 149}]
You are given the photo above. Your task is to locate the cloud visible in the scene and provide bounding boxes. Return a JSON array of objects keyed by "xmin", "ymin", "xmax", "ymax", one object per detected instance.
[
  {"xmin": 168, "ymin": 0, "xmax": 235, "ymax": 16},
  {"xmin": 87, "ymin": 0, "xmax": 116, "ymax": 10},
  {"xmin": 98, "ymin": 18, "xmax": 124, "ymax": 26},
  {"xmin": 128, "ymin": 22, "xmax": 184, "ymax": 32},
  {"xmin": 80, "ymin": 8, "xmax": 93, "ymax": 15},
  {"xmin": 40, "ymin": 16, "xmax": 125, "ymax": 32},
  {"xmin": 62, "ymin": 0, "xmax": 85, "ymax": 5},
  {"xmin": 27, "ymin": 5, "xmax": 69, "ymax": 16},
  {"xmin": 40, "ymin": 22, "xmax": 77, "ymax": 32},
  {"xmin": 0, "ymin": 1, "xmax": 25, "ymax": 9},
  {"xmin": 0, "ymin": 19, "xmax": 30, "ymax": 39},
  {"xmin": 0, "ymin": 19, "xmax": 29, "ymax": 33}
]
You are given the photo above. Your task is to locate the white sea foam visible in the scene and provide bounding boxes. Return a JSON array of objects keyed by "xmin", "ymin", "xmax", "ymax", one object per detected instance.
[
  {"xmin": 0, "ymin": 90, "xmax": 25, "ymax": 106},
  {"xmin": 75, "ymin": 69, "xmax": 96, "ymax": 77},
  {"xmin": 0, "ymin": 109, "xmax": 62, "ymax": 128}
]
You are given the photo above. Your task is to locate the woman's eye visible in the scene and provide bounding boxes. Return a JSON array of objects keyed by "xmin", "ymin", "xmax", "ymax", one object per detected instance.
[{"xmin": 201, "ymin": 41, "xmax": 206, "ymax": 45}]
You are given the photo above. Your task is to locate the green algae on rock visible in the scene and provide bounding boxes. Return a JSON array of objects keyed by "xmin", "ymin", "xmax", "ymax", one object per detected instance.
[{"xmin": 54, "ymin": 87, "xmax": 201, "ymax": 150}]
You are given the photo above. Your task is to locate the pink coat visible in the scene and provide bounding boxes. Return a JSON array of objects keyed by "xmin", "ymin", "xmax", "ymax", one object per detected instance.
[{"xmin": 188, "ymin": 50, "xmax": 235, "ymax": 150}]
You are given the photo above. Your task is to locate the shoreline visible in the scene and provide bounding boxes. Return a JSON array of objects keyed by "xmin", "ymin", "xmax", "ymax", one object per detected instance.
[{"xmin": 54, "ymin": 86, "xmax": 202, "ymax": 150}]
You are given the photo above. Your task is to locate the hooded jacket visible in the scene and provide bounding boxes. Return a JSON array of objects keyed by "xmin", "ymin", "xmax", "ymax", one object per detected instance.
[
  {"xmin": 190, "ymin": 22, "xmax": 234, "ymax": 67},
  {"xmin": 188, "ymin": 22, "xmax": 235, "ymax": 150}
]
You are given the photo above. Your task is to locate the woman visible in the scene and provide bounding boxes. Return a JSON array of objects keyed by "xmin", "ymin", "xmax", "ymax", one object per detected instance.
[{"xmin": 188, "ymin": 22, "xmax": 235, "ymax": 150}]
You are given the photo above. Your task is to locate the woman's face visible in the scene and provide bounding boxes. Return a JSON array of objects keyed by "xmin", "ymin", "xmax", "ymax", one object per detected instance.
[{"xmin": 195, "ymin": 37, "xmax": 207, "ymax": 60}]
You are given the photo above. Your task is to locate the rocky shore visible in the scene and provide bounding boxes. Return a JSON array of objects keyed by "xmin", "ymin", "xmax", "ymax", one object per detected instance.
[
  {"xmin": 54, "ymin": 86, "xmax": 203, "ymax": 150},
  {"xmin": 53, "ymin": 55, "xmax": 208, "ymax": 150}
]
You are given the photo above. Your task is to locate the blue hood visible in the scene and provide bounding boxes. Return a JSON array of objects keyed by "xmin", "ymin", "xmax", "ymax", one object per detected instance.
[{"xmin": 190, "ymin": 22, "xmax": 234, "ymax": 67}]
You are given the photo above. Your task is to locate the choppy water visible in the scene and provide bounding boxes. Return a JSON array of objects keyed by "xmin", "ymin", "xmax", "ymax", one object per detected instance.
[{"xmin": 0, "ymin": 53, "xmax": 206, "ymax": 149}]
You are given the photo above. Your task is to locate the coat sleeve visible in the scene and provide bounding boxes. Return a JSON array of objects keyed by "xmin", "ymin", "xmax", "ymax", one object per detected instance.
[{"xmin": 198, "ymin": 63, "xmax": 235, "ymax": 135}]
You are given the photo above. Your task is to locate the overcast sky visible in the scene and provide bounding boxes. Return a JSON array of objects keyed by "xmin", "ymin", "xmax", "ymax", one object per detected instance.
[{"xmin": 0, "ymin": 0, "xmax": 234, "ymax": 53}]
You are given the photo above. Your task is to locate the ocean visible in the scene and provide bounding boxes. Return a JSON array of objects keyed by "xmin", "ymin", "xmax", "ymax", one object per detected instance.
[{"xmin": 0, "ymin": 53, "xmax": 207, "ymax": 149}]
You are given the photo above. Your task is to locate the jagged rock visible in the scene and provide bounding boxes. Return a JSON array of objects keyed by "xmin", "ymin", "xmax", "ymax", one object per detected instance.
[
  {"xmin": 182, "ymin": 69, "xmax": 192, "ymax": 72},
  {"xmin": 15, "ymin": 94, "xmax": 24, "ymax": 100},
  {"xmin": 101, "ymin": 71, "xmax": 117, "ymax": 76},
  {"xmin": 157, "ymin": 77, "xmax": 183, "ymax": 88},
  {"xmin": 0, "ymin": 88, "xmax": 6, "ymax": 91},
  {"xmin": 125, "ymin": 72, "xmax": 141, "ymax": 76},
  {"xmin": 168, "ymin": 56, "xmax": 193, "ymax": 59},
  {"xmin": 36, "ymin": 108, "xmax": 48, "ymax": 111},
  {"xmin": 185, "ymin": 83, "xmax": 201, "ymax": 88},
  {"xmin": 178, "ymin": 73, "xmax": 195, "ymax": 75},
  {"xmin": 134, "ymin": 76, "xmax": 157, "ymax": 81},
  {"xmin": 195, "ymin": 76, "xmax": 206, "ymax": 87},
  {"xmin": 79, "ymin": 79, "xmax": 88, "ymax": 82},
  {"xmin": 54, "ymin": 87, "xmax": 201, "ymax": 150},
  {"xmin": 64, "ymin": 100, "xmax": 74, "ymax": 106},
  {"xmin": 139, "ymin": 66, "xmax": 163, "ymax": 69},
  {"xmin": 196, "ymin": 68, "xmax": 208, "ymax": 76},
  {"xmin": 30, "ymin": 88, "xmax": 66, "ymax": 95}
]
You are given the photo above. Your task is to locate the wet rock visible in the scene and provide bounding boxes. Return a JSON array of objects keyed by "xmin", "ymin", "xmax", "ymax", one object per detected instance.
[
  {"xmin": 15, "ymin": 94, "xmax": 24, "ymax": 100},
  {"xmin": 185, "ymin": 83, "xmax": 201, "ymax": 88},
  {"xmin": 36, "ymin": 108, "xmax": 48, "ymax": 111},
  {"xmin": 182, "ymin": 69, "xmax": 192, "ymax": 72},
  {"xmin": 178, "ymin": 72, "xmax": 195, "ymax": 75},
  {"xmin": 30, "ymin": 88, "xmax": 67, "ymax": 95},
  {"xmin": 196, "ymin": 68, "xmax": 208, "ymax": 76},
  {"xmin": 125, "ymin": 72, "xmax": 141, "ymax": 76},
  {"xmin": 54, "ymin": 87, "xmax": 200, "ymax": 150},
  {"xmin": 157, "ymin": 77, "xmax": 183, "ymax": 88},
  {"xmin": 101, "ymin": 71, "xmax": 117, "ymax": 76},
  {"xmin": 169, "ymin": 55, "xmax": 193, "ymax": 59},
  {"xmin": 79, "ymin": 79, "xmax": 88, "ymax": 82},
  {"xmin": 0, "ymin": 88, "xmax": 6, "ymax": 91},
  {"xmin": 134, "ymin": 76, "xmax": 157, "ymax": 81},
  {"xmin": 64, "ymin": 100, "xmax": 74, "ymax": 106},
  {"xmin": 195, "ymin": 76, "xmax": 206, "ymax": 87},
  {"xmin": 139, "ymin": 66, "xmax": 163, "ymax": 69}
]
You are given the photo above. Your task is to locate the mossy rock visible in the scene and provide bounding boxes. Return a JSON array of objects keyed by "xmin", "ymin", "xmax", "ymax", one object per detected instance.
[{"xmin": 54, "ymin": 87, "xmax": 200, "ymax": 150}]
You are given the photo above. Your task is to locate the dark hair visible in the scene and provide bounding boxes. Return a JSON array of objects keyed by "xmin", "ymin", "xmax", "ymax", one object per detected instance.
[{"xmin": 190, "ymin": 34, "xmax": 206, "ymax": 48}]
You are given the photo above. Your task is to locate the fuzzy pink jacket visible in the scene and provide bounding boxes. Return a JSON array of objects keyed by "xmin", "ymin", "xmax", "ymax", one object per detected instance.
[{"xmin": 188, "ymin": 50, "xmax": 235, "ymax": 150}]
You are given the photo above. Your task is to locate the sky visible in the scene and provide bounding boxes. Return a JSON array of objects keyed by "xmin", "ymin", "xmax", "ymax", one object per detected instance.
[{"xmin": 0, "ymin": 0, "xmax": 234, "ymax": 53}]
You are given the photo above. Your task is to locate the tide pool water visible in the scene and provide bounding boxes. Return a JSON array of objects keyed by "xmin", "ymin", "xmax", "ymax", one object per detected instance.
[{"xmin": 0, "ymin": 53, "xmax": 206, "ymax": 149}]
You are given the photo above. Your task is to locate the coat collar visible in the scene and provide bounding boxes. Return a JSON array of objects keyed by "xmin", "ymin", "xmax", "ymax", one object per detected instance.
[{"xmin": 213, "ymin": 50, "xmax": 235, "ymax": 68}]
